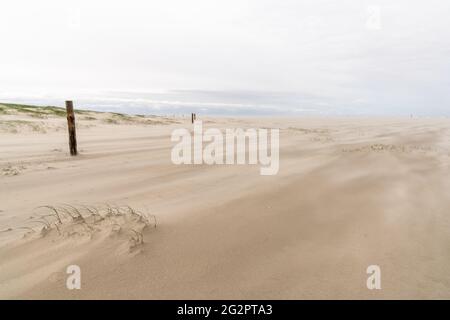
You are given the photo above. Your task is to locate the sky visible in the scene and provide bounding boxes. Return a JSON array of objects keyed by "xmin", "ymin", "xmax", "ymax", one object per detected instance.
[{"xmin": 1, "ymin": 0, "xmax": 450, "ymax": 116}]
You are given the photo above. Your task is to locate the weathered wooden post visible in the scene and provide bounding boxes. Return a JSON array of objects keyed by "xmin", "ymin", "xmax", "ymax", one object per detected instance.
[
  {"xmin": 191, "ymin": 113, "xmax": 194, "ymax": 124},
  {"xmin": 65, "ymin": 100, "xmax": 78, "ymax": 156}
]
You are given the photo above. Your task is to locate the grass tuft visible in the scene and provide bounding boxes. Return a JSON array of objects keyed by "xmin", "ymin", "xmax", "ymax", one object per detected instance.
[{"xmin": 16, "ymin": 204, "xmax": 157, "ymax": 251}]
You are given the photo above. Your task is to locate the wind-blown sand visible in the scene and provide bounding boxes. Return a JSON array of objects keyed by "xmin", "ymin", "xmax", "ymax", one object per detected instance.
[{"xmin": 1, "ymin": 107, "xmax": 450, "ymax": 299}]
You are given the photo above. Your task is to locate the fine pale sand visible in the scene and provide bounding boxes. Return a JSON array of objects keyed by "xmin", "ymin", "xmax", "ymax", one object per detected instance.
[{"xmin": 1, "ymin": 109, "xmax": 450, "ymax": 299}]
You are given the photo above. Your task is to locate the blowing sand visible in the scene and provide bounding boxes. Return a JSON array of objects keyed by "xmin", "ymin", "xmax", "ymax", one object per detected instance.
[{"xmin": 1, "ymin": 109, "xmax": 450, "ymax": 299}]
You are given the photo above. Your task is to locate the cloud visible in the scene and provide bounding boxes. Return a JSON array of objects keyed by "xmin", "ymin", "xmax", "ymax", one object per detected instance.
[{"xmin": 1, "ymin": 0, "xmax": 449, "ymax": 115}]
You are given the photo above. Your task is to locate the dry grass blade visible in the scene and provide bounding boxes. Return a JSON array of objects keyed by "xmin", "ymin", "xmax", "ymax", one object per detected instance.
[
  {"xmin": 60, "ymin": 204, "xmax": 84, "ymax": 220},
  {"xmin": 35, "ymin": 205, "xmax": 63, "ymax": 224}
]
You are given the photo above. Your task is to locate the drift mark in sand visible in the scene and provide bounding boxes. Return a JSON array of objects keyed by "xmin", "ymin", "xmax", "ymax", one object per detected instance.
[
  {"xmin": 5, "ymin": 204, "xmax": 157, "ymax": 253},
  {"xmin": 0, "ymin": 205, "xmax": 157, "ymax": 298}
]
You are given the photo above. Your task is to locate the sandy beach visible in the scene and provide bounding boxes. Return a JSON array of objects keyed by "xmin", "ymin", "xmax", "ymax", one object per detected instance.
[{"xmin": 1, "ymin": 105, "xmax": 450, "ymax": 299}]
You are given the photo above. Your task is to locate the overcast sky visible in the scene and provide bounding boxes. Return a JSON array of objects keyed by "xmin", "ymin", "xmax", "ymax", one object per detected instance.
[{"xmin": 1, "ymin": 0, "xmax": 450, "ymax": 115}]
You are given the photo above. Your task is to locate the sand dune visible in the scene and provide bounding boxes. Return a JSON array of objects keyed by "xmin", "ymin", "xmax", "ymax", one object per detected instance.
[{"xmin": 1, "ymin": 107, "xmax": 450, "ymax": 299}]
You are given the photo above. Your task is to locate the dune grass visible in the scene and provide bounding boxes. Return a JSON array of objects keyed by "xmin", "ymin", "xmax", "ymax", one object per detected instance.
[
  {"xmin": 0, "ymin": 119, "xmax": 46, "ymax": 133},
  {"xmin": 0, "ymin": 102, "xmax": 180, "ymax": 129},
  {"xmin": 0, "ymin": 102, "xmax": 99, "ymax": 118}
]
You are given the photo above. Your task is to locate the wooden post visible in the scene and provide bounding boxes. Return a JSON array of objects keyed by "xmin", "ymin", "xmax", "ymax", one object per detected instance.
[
  {"xmin": 65, "ymin": 101, "xmax": 78, "ymax": 156},
  {"xmin": 191, "ymin": 113, "xmax": 194, "ymax": 124}
]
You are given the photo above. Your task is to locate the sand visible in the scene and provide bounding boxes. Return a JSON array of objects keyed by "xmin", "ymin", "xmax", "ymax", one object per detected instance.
[{"xmin": 1, "ymin": 110, "xmax": 450, "ymax": 299}]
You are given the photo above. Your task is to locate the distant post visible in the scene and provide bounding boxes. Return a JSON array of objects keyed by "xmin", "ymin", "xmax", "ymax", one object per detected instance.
[
  {"xmin": 65, "ymin": 101, "xmax": 78, "ymax": 156},
  {"xmin": 191, "ymin": 113, "xmax": 194, "ymax": 124}
]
